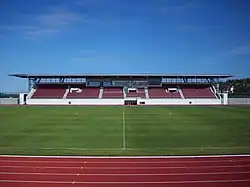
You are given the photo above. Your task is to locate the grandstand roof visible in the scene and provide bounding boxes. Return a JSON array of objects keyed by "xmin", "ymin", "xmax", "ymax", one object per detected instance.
[{"xmin": 9, "ymin": 74, "xmax": 233, "ymax": 79}]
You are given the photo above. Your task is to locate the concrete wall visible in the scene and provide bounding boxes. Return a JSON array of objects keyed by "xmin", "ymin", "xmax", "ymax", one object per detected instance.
[
  {"xmin": 26, "ymin": 98, "xmax": 124, "ymax": 105},
  {"xmin": 138, "ymin": 99, "xmax": 221, "ymax": 105},
  {"xmin": 228, "ymin": 98, "xmax": 250, "ymax": 105},
  {"xmin": 27, "ymin": 98, "xmax": 221, "ymax": 105},
  {"xmin": 69, "ymin": 99, "xmax": 124, "ymax": 105},
  {"xmin": 26, "ymin": 99, "xmax": 68, "ymax": 105},
  {"xmin": 19, "ymin": 93, "xmax": 29, "ymax": 105},
  {"xmin": 0, "ymin": 98, "xmax": 18, "ymax": 105}
]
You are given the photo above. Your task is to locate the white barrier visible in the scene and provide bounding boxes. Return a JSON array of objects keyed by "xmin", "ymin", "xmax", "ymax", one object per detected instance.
[{"xmin": 26, "ymin": 98, "xmax": 221, "ymax": 105}]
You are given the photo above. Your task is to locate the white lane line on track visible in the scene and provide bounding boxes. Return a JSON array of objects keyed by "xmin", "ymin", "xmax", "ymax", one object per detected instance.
[
  {"xmin": 1, "ymin": 154, "xmax": 250, "ymax": 159},
  {"xmin": 1, "ymin": 159, "xmax": 250, "ymax": 164},
  {"xmin": 0, "ymin": 165, "xmax": 250, "ymax": 169},
  {"xmin": 1, "ymin": 171, "xmax": 250, "ymax": 176},
  {"xmin": 0, "ymin": 179, "xmax": 250, "ymax": 184}
]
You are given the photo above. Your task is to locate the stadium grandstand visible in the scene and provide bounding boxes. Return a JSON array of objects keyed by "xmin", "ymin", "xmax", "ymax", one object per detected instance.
[{"xmin": 10, "ymin": 73, "xmax": 232, "ymax": 105}]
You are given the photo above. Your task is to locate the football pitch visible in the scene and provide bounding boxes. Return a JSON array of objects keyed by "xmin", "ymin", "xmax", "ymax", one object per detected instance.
[{"xmin": 0, "ymin": 106, "xmax": 249, "ymax": 156}]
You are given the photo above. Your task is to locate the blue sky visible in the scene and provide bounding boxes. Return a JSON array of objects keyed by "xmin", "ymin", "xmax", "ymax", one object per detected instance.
[{"xmin": 1, "ymin": 0, "xmax": 250, "ymax": 92}]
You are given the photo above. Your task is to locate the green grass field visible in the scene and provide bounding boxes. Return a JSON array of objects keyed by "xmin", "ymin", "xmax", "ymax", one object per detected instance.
[{"xmin": 0, "ymin": 106, "xmax": 250, "ymax": 156}]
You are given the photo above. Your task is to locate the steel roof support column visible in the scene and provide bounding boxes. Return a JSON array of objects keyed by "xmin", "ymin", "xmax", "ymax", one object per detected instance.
[{"xmin": 28, "ymin": 78, "xmax": 36, "ymax": 91}]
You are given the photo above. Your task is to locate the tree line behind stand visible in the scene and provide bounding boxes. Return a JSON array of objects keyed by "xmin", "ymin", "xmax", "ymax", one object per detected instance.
[
  {"xmin": 0, "ymin": 93, "xmax": 19, "ymax": 98},
  {"xmin": 220, "ymin": 78, "xmax": 250, "ymax": 98}
]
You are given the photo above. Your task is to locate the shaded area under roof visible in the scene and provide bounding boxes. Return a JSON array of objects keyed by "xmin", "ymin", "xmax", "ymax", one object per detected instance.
[{"xmin": 9, "ymin": 74, "xmax": 233, "ymax": 79}]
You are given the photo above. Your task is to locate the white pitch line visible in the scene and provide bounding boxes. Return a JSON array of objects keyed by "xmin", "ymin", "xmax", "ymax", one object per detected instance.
[
  {"xmin": 1, "ymin": 171, "xmax": 250, "ymax": 176},
  {"xmin": 0, "ymin": 165, "xmax": 250, "ymax": 169},
  {"xmin": 0, "ymin": 159, "xmax": 250, "ymax": 164},
  {"xmin": 0, "ymin": 179, "xmax": 250, "ymax": 184}
]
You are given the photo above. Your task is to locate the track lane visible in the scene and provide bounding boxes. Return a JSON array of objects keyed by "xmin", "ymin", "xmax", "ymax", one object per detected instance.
[
  {"xmin": 1, "ymin": 160, "xmax": 250, "ymax": 167},
  {"xmin": 0, "ymin": 155, "xmax": 250, "ymax": 187},
  {"xmin": 1, "ymin": 166, "xmax": 250, "ymax": 174},
  {"xmin": 1, "ymin": 180, "xmax": 250, "ymax": 187},
  {"xmin": 1, "ymin": 172, "xmax": 250, "ymax": 182}
]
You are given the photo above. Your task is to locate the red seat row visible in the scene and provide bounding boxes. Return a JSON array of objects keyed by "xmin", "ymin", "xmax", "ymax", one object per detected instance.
[{"xmin": 31, "ymin": 85, "xmax": 216, "ymax": 99}]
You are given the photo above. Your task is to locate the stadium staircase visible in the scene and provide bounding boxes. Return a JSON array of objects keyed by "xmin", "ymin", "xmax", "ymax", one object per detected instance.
[
  {"xmin": 27, "ymin": 88, "xmax": 36, "ymax": 99},
  {"xmin": 177, "ymin": 86, "xmax": 185, "ymax": 99},
  {"xmin": 123, "ymin": 88, "xmax": 127, "ymax": 98},
  {"xmin": 99, "ymin": 88, "xmax": 103, "ymax": 99},
  {"xmin": 145, "ymin": 88, "xmax": 149, "ymax": 99},
  {"xmin": 211, "ymin": 86, "xmax": 220, "ymax": 99},
  {"xmin": 63, "ymin": 88, "xmax": 69, "ymax": 99}
]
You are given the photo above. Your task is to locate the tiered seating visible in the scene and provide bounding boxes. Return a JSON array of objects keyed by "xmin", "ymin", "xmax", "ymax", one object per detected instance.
[
  {"xmin": 31, "ymin": 83, "xmax": 217, "ymax": 100},
  {"xmin": 102, "ymin": 87, "xmax": 123, "ymax": 98},
  {"xmin": 32, "ymin": 84, "xmax": 66, "ymax": 99},
  {"xmin": 148, "ymin": 87, "xmax": 181, "ymax": 98},
  {"xmin": 181, "ymin": 85, "xmax": 216, "ymax": 98},
  {"xmin": 67, "ymin": 87, "xmax": 100, "ymax": 98},
  {"xmin": 126, "ymin": 88, "xmax": 146, "ymax": 98}
]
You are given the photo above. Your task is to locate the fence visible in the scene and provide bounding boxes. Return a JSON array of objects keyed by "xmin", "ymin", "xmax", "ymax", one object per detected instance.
[
  {"xmin": 228, "ymin": 98, "xmax": 250, "ymax": 105},
  {"xmin": 0, "ymin": 98, "xmax": 19, "ymax": 105}
]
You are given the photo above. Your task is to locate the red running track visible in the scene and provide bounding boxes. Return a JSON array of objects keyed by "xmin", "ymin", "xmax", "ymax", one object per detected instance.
[{"xmin": 0, "ymin": 155, "xmax": 250, "ymax": 187}]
